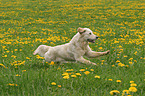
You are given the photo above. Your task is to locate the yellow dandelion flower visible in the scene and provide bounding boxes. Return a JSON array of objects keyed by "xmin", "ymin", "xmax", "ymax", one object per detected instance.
[
  {"xmin": 16, "ymin": 74, "xmax": 21, "ymax": 76},
  {"xmin": 99, "ymin": 47, "xmax": 103, "ymax": 50},
  {"xmin": 58, "ymin": 85, "xmax": 61, "ymax": 88},
  {"xmin": 95, "ymin": 75, "xmax": 100, "ymax": 79},
  {"xmin": 84, "ymin": 71, "xmax": 90, "ymax": 75},
  {"xmin": 124, "ymin": 55, "xmax": 128, "ymax": 57},
  {"xmin": 50, "ymin": 61, "xmax": 54, "ymax": 65},
  {"xmin": 112, "ymin": 65, "xmax": 115, "ymax": 67},
  {"xmin": 129, "ymin": 62, "xmax": 133, "ymax": 65},
  {"xmin": 118, "ymin": 62, "xmax": 123, "ymax": 66},
  {"xmin": 51, "ymin": 82, "xmax": 56, "ymax": 85},
  {"xmin": 126, "ymin": 65, "xmax": 129, "ymax": 67},
  {"xmin": 7, "ymin": 83, "xmax": 15, "ymax": 86},
  {"xmin": 108, "ymin": 79, "xmax": 113, "ymax": 81},
  {"xmin": 130, "ymin": 83, "xmax": 137, "ymax": 87},
  {"xmin": 0, "ymin": 63, "xmax": 6, "ymax": 68},
  {"xmin": 121, "ymin": 64, "xmax": 125, "ymax": 67},
  {"xmin": 62, "ymin": 73, "xmax": 69, "ymax": 76},
  {"xmin": 76, "ymin": 73, "xmax": 81, "ymax": 76},
  {"xmin": 14, "ymin": 49, "xmax": 18, "ymax": 51},
  {"xmin": 134, "ymin": 51, "xmax": 137, "ymax": 55},
  {"xmin": 71, "ymin": 75, "xmax": 77, "ymax": 78},
  {"xmin": 7, "ymin": 83, "xmax": 18, "ymax": 86},
  {"xmin": 57, "ymin": 67, "xmax": 61, "ymax": 70},
  {"xmin": 2, "ymin": 55, "xmax": 7, "ymax": 57},
  {"xmin": 63, "ymin": 75, "xmax": 69, "ymax": 79},
  {"xmin": 66, "ymin": 69, "xmax": 73, "ymax": 72},
  {"xmin": 90, "ymin": 69, "xmax": 94, "ymax": 71},
  {"xmin": 130, "ymin": 81, "xmax": 134, "ymax": 83},
  {"xmin": 79, "ymin": 69, "xmax": 85, "ymax": 72},
  {"xmin": 110, "ymin": 90, "xmax": 120, "ymax": 95},
  {"xmin": 116, "ymin": 80, "xmax": 121, "ymax": 83},
  {"xmin": 122, "ymin": 90, "xmax": 130, "ymax": 95},
  {"xmin": 129, "ymin": 58, "xmax": 133, "ymax": 61},
  {"xmin": 129, "ymin": 87, "xmax": 137, "ymax": 92},
  {"xmin": 22, "ymin": 70, "xmax": 26, "ymax": 72},
  {"xmin": 26, "ymin": 57, "xmax": 30, "ymax": 59},
  {"xmin": 116, "ymin": 60, "xmax": 120, "ymax": 63}
]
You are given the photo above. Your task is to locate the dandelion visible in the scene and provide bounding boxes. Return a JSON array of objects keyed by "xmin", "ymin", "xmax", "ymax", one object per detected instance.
[
  {"xmin": 110, "ymin": 90, "xmax": 120, "ymax": 95},
  {"xmin": 2, "ymin": 55, "xmax": 7, "ymax": 57},
  {"xmin": 116, "ymin": 60, "xmax": 120, "ymax": 63},
  {"xmin": 126, "ymin": 65, "xmax": 129, "ymax": 67},
  {"xmin": 22, "ymin": 70, "xmax": 26, "ymax": 72},
  {"xmin": 95, "ymin": 75, "xmax": 100, "ymax": 79},
  {"xmin": 129, "ymin": 58, "xmax": 133, "ymax": 61},
  {"xmin": 129, "ymin": 62, "xmax": 133, "ymax": 65},
  {"xmin": 99, "ymin": 47, "xmax": 103, "ymax": 50},
  {"xmin": 66, "ymin": 69, "xmax": 73, "ymax": 72},
  {"xmin": 124, "ymin": 55, "xmax": 128, "ymax": 57},
  {"xmin": 134, "ymin": 51, "xmax": 137, "ymax": 55},
  {"xmin": 121, "ymin": 64, "xmax": 125, "ymax": 67},
  {"xmin": 71, "ymin": 75, "xmax": 77, "ymax": 78},
  {"xmin": 26, "ymin": 57, "xmax": 30, "ymax": 59},
  {"xmin": 108, "ymin": 79, "xmax": 113, "ymax": 81},
  {"xmin": 16, "ymin": 74, "xmax": 21, "ymax": 76},
  {"xmin": 57, "ymin": 67, "xmax": 61, "ymax": 70},
  {"xmin": 90, "ymin": 69, "xmax": 94, "ymax": 71},
  {"xmin": 130, "ymin": 83, "xmax": 137, "ymax": 87},
  {"xmin": 116, "ymin": 80, "xmax": 121, "ymax": 83},
  {"xmin": 0, "ymin": 63, "xmax": 6, "ymax": 68},
  {"xmin": 14, "ymin": 49, "xmax": 18, "ymax": 51},
  {"xmin": 76, "ymin": 73, "xmax": 81, "ymax": 76},
  {"xmin": 63, "ymin": 75, "xmax": 69, "ymax": 79},
  {"xmin": 50, "ymin": 61, "xmax": 54, "ymax": 65},
  {"xmin": 130, "ymin": 81, "xmax": 134, "ymax": 83},
  {"xmin": 62, "ymin": 73, "xmax": 69, "ymax": 76},
  {"xmin": 79, "ymin": 69, "xmax": 85, "ymax": 72},
  {"xmin": 7, "ymin": 83, "xmax": 18, "ymax": 86},
  {"xmin": 118, "ymin": 62, "xmax": 123, "ymax": 66},
  {"xmin": 58, "ymin": 85, "xmax": 61, "ymax": 88},
  {"xmin": 11, "ymin": 55, "xmax": 16, "ymax": 58},
  {"xmin": 122, "ymin": 90, "xmax": 130, "ymax": 96},
  {"xmin": 112, "ymin": 65, "xmax": 115, "ymax": 67},
  {"xmin": 51, "ymin": 82, "xmax": 56, "ymax": 85},
  {"xmin": 36, "ymin": 55, "xmax": 44, "ymax": 59},
  {"xmin": 129, "ymin": 87, "xmax": 137, "ymax": 92},
  {"xmin": 84, "ymin": 71, "xmax": 90, "ymax": 75}
]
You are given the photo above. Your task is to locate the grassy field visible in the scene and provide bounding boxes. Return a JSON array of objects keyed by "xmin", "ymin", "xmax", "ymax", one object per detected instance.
[{"xmin": 0, "ymin": 0, "xmax": 145, "ymax": 95}]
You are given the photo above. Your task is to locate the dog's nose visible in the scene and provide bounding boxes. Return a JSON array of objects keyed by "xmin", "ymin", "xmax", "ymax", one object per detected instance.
[{"xmin": 96, "ymin": 36, "xmax": 99, "ymax": 39}]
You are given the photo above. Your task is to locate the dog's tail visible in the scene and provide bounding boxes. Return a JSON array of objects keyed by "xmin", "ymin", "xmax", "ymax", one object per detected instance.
[{"xmin": 33, "ymin": 45, "xmax": 51, "ymax": 57}]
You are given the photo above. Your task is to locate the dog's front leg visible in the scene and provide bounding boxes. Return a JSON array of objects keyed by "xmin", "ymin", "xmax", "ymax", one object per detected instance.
[
  {"xmin": 76, "ymin": 57, "xmax": 97, "ymax": 65},
  {"xmin": 85, "ymin": 50, "xmax": 110, "ymax": 58}
]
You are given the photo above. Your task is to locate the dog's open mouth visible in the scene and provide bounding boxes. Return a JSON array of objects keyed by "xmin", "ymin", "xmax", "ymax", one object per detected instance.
[{"xmin": 87, "ymin": 39, "xmax": 95, "ymax": 43}]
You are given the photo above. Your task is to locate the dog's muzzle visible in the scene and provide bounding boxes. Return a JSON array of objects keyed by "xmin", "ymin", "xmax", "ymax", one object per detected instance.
[{"xmin": 87, "ymin": 36, "xmax": 98, "ymax": 43}]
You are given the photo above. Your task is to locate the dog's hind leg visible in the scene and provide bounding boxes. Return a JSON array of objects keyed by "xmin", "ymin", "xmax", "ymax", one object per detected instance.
[
  {"xmin": 33, "ymin": 45, "xmax": 51, "ymax": 56},
  {"xmin": 76, "ymin": 56, "xmax": 97, "ymax": 65}
]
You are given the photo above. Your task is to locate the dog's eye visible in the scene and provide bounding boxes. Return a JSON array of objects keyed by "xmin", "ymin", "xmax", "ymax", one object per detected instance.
[
  {"xmin": 89, "ymin": 33, "xmax": 92, "ymax": 35},
  {"xmin": 83, "ymin": 30, "xmax": 86, "ymax": 32}
]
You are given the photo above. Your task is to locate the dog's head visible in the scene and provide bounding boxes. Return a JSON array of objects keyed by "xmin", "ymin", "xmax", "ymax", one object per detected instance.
[{"xmin": 77, "ymin": 27, "xmax": 98, "ymax": 43}]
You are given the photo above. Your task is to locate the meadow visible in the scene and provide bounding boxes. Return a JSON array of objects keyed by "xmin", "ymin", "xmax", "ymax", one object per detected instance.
[{"xmin": 0, "ymin": 0, "xmax": 145, "ymax": 95}]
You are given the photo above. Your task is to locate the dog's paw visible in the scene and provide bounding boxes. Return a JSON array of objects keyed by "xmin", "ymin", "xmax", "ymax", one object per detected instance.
[
  {"xmin": 105, "ymin": 50, "xmax": 110, "ymax": 55},
  {"xmin": 92, "ymin": 62, "xmax": 97, "ymax": 65}
]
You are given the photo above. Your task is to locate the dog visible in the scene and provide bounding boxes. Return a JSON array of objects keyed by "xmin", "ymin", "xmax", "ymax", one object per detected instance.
[{"xmin": 33, "ymin": 27, "xmax": 110, "ymax": 65}]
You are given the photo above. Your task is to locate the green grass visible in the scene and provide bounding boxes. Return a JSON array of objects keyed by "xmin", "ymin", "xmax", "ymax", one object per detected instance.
[{"xmin": 0, "ymin": 0, "xmax": 145, "ymax": 95}]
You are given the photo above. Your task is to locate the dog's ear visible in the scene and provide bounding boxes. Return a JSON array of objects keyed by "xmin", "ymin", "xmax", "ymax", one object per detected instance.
[{"xmin": 77, "ymin": 27, "xmax": 86, "ymax": 34}]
